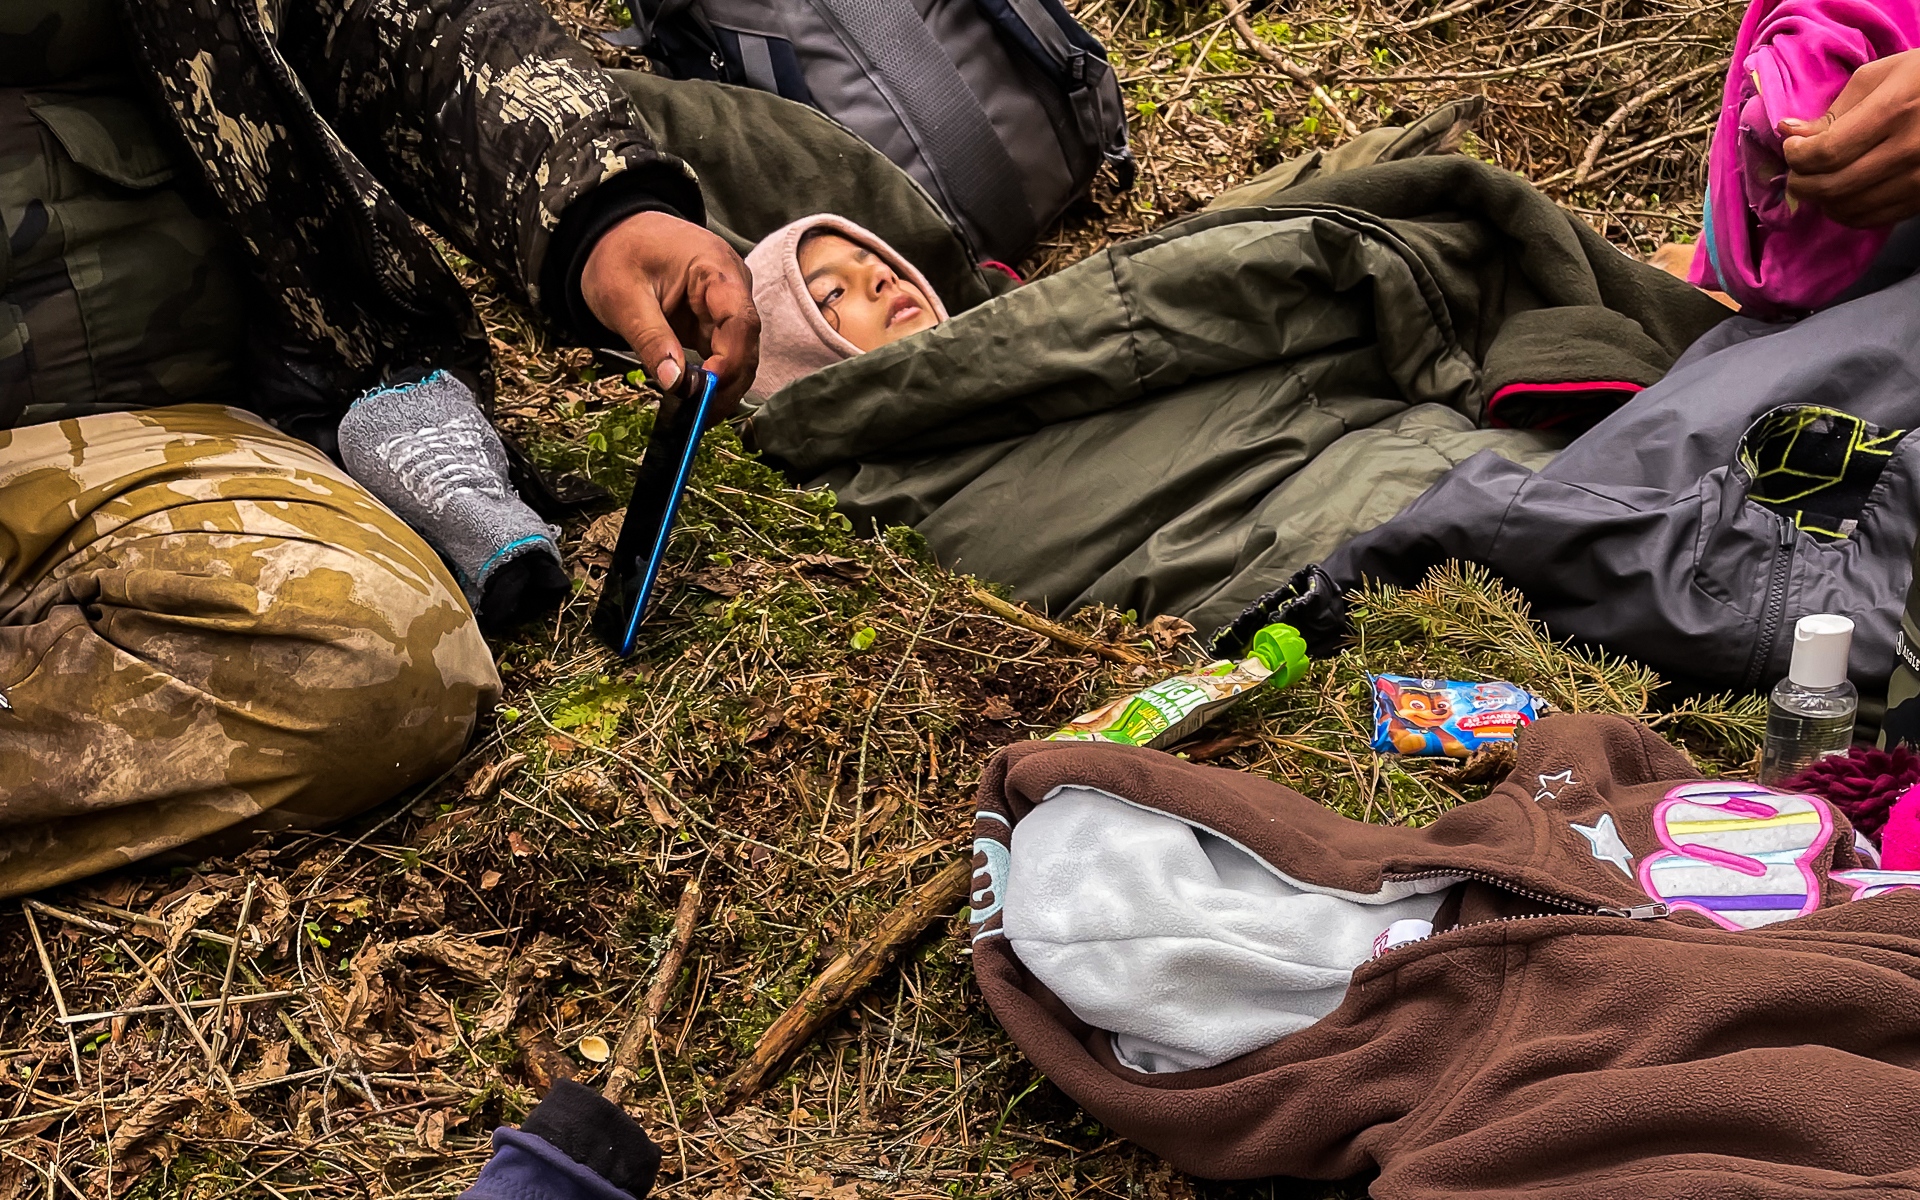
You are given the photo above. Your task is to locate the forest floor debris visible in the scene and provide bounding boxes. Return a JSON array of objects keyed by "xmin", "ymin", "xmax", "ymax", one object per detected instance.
[{"xmin": 0, "ymin": 0, "xmax": 1751, "ymax": 1195}]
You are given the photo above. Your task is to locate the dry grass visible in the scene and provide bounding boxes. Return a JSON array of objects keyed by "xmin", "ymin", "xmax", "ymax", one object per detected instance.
[{"xmin": 0, "ymin": 1, "xmax": 1755, "ymax": 1197}]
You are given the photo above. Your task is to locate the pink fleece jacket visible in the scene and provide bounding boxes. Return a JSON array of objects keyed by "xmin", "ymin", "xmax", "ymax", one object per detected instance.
[
  {"xmin": 743, "ymin": 215, "xmax": 949, "ymax": 402},
  {"xmin": 1690, "ymin": 0, "xmax": 1920, "ymax": 316}
]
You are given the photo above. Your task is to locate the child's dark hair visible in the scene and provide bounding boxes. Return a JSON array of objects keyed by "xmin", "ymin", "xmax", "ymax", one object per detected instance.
[{"xmin": 797, "ymin": 226, "xmax": 845, "ymax": 333}]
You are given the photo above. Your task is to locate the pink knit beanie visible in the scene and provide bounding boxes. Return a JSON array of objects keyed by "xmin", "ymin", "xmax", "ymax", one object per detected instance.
[{"xmin": 744, "ymin": 214, "xmax": 949, "ymax": 401}]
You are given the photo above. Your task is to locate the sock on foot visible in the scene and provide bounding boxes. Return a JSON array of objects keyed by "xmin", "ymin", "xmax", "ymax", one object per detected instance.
[{"xmin": 338, "ymin": 370, "xmax": 568, "ymax": 633}]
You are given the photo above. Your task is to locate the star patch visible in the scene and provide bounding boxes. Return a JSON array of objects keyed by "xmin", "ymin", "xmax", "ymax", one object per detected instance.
[
  {"xmin": 1570, "ymin": 812, "xmax": 1634, "ymax": 876},
  {"xmin": 1534, "ymin": 770, "xmax": 1576, "ymax": 802}
]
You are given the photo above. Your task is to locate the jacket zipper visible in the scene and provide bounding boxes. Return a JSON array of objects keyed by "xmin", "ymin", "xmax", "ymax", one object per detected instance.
[
  {"xmin": 1384, "ymin": 867, "xmax": 1670, "ymax": 920},
  {"xmin": 1742, "ymin": 514, "xmax": 1797, "ymax": 691},
  {"xmin": 1367, "ymin": 870, "xmax": 1668, "ymax": 962}
]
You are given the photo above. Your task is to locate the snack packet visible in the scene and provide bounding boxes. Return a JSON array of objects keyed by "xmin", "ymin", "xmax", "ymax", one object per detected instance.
[
  {"xmin": 1047, "ymin": 624, "xmax": 1308, "ymax": 750},
  {"xmin": 1370, "ymin": 674, "xmax": 1537, "ymax": 757}
]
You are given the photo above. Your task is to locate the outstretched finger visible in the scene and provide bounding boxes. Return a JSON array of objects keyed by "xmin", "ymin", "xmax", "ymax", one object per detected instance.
[{"xmin": 608, "ymin": 284, "xmax": 686, "ymax": 397}]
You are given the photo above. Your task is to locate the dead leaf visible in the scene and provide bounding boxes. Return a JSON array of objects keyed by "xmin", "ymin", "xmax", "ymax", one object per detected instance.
[
  {"xmin": 417, "ymin": 1108, "xmax": 450, "ymax": 1153},
  {"xmin": 109, "ymin": 1088, "xmax": 202, "ymax": 1159},
  {"xmin": 463, "ymin": 753, "xmax": 528, "ymax": 801},
  {"xmin": 1140, "ymin": 614, "xmax": 1197, "ymax": 650},
  {"xmin": 393, "ymin": 874, "xmax": 447, "ymax": 925},
  {"xmin": 682, "ymin": 560, "xmax": 770, "ymax": 597},
  {"xmin": 792, "ymin": 552, "xmax": 870, "ymax": 581},
  {"xmin": 517, "ymin": 1032, "xmax": 577, "ymax": 1092},
  {"xmin": 637, "ymin": 781, "xmax": 678, "ymax": 828},
  {"xmin": 240, "ymin": 1040, "xmax": 291, "ymax": 1084},
  {"xmin": 508, "ymin": 831, "xmax": 535, "ymax": 857},
  {"xmin": 581, "ymin": 510, "xmax": 624, "ymax": 555},
  {"xmin": 981, "ymin": 697, "xmax": 1019, "ymax": 722},
  {"xmin": 480, "ymin": 869, "xmax": 503, "ymax": 890},
  {"xmin": 148, "ymin": 890, "xmax": 224, "ymax": 953}
]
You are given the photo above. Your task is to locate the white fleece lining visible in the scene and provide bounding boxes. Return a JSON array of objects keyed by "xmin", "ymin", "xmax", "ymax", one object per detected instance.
[
  {"xmin": 1001, "ymin": 786, "xmax": 1455, "ymax": 1074},
  {"xmin": 1030, "ymin": 783, "xmax": 1460, "ymax": 903}
]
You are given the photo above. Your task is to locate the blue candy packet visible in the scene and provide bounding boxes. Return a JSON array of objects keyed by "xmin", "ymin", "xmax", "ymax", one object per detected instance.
[{"xmin": 1370, "ymin": 674, "xmax": 1538, "ymax": 757}]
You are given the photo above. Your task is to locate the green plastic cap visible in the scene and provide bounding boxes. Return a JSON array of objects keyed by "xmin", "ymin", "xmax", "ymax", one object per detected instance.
[{"xmin": 1246, "ymin": 623, "xmax": 1309, "ymax": 688}]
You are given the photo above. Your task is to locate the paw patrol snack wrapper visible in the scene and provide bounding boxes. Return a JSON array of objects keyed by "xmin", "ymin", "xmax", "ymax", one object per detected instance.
[
  {"xmin": 1370, "ymin": 674, "xmax": 1538, "ymax": 757},
  {"xmin": 1048, "ymin": 623, "xmax": 1309, "ymax": 750}
]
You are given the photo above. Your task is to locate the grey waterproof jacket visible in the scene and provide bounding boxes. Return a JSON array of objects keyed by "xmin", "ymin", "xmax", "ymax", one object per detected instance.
[{"xmin": 1305, "ymin": 257, "xmax": 1920, "ymax": 696}]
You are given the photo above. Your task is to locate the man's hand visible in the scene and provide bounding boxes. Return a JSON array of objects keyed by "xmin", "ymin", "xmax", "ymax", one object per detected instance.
[
  {"xmin": 579, "ymin": 211, "xmax": 760, "ymax": 413},
  {"xmin": 1783, "ymin": 48, "xmax": 1920, "ymax": 228}
]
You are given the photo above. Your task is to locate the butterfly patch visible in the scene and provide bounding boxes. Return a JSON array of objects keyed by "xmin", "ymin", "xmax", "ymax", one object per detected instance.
[{"xmin": 1637, "ymin": 781, "xmax": 1833, "ymax": 930}]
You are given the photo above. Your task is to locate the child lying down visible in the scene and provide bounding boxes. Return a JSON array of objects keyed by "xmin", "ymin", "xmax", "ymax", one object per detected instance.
[
  {"xmin": 970, "ymin": 713, "xmax": 1920, "ymax": 1192},
  {"xmin": 745, "ymin": 215, "xmax": 950, "ymax": 401}
]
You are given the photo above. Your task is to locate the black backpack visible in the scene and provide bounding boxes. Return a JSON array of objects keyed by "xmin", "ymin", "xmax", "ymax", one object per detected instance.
[{"xmin": 613, "ymin": 0, "xmax": 1134, "ymax": 264}]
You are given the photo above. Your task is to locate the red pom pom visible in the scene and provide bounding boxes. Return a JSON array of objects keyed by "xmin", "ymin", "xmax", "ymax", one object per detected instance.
[{"xmin": 1778, "ymin": 744, "xmax": 1920, "ymax": 840}]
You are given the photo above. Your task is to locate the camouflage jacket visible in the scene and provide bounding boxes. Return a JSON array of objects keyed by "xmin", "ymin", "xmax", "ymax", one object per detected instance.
[{"xmin": 119, "ymin": 0, "xmax": 702, "ymax": 438}]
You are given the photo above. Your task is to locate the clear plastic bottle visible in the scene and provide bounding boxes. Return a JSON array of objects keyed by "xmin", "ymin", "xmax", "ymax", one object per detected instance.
[{"xmin": 1759, "ymin": 614, "xmax": 1859, "ymax": 784}]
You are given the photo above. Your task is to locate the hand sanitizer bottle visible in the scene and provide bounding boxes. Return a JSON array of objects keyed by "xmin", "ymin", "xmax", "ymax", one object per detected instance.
[{"xmin": 1759, "ymin": 614, "xmax": 1858, "ymax": 784}]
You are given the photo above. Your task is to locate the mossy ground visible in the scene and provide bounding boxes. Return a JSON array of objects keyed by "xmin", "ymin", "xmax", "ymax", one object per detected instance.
[{"xmin": 0, "ymin": 0, "xmax": 1748, "ymax": 1195}]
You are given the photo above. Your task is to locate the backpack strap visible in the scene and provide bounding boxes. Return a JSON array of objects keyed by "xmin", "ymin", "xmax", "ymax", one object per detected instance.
[
  {"xmin": 971, "ymin": 0, "xmax": 1135, "ymax": 187},
  {"xmin": 802, "ymin": 0, "xmax": 1039, "ymax": 257}
]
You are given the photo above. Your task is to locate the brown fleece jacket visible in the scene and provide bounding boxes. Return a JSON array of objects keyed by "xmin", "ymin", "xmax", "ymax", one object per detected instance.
[{"xmin": 968, "ymin": 713, "xmax": 1920, "ymax": 1197}]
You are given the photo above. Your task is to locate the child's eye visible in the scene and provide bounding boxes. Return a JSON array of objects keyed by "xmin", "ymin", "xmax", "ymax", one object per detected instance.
[{"xmin": 815, "ymin": 286, "xmax": 845, "ymax": 309}]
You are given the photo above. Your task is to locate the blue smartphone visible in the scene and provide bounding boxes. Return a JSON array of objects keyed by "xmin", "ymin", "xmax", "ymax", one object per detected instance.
[{"xmin": 591, "ymin": 366, "xmax": 718, "ymax": 655}]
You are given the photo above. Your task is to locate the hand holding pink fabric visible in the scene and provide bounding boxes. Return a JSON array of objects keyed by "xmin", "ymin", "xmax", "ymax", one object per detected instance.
[{"xmin": 1691, "ymin": 0, "xmax": 1920, "ymax": 315}]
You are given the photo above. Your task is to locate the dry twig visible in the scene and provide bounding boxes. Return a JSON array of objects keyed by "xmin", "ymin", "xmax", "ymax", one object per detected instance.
[
  {"xmin": 1228, "ymin": 6, "xmax": 1363, "ymax": 138},
  {"xmin": 21, "ymin": 901, "xmax": 84, "ymax": 1086},
  {"xmin": 1573, "ymin": 61, "xmax": 1725, "ymax": 184},
  {"xmin": 966, "ymin": 584, "xmax": 1147, "ymax": 665},
  {"xmin": 603, "ymin": 877, "xmax": 704, "ymax": 1105},
  {"xmin": 717, "ymin": 857, "xmax": 973, "ymax": 1112}
]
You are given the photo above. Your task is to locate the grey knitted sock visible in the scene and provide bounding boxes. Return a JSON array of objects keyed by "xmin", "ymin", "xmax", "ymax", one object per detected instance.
[{"xmin": 338, "ymin": 370, "xmax": 566, "ymax": 631}]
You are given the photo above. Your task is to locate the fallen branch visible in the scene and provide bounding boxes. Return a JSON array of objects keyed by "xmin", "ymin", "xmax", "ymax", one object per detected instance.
[
  {"xmin": 1572, "ymin": 61, "xmax": 1723, "ymax": 185},
  {"xmin": 1542, "ymin": 118, "xmax": 1717, "ymax": 188},
  {"xmin": 716, "ymin": 857, "xmax": 972, "ymax": 1113},
  {"xmin": 1229, "ymin": 7, "xmax": 1363, "ymax": 138},
  {"xmin": 1327, "ymin": 34, "xmax": 1715, "ymax": 84},
  {"xmin": 965, "ymin": 584, "xmax": 1148, "ymax": 666},
  {"xmin": 21, "ymin": 902, "xmax": 84, "ymax": 1086},
  {"xmin": 604, "ymin": 878, "xmax": 703, "ymax": 1105},
  {"xmin": 59, "ymin": 989, "xmax": 302, "ymax": 1027}
]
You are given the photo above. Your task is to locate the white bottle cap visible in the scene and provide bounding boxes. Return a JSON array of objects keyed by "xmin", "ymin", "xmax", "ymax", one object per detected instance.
[{"xmin": 1788, "ymin": 614, "xmax": 1854, "ymax": 689}]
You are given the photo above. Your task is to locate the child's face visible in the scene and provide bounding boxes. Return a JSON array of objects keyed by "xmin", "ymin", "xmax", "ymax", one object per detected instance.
[{"xmin": 798, "ymin": 233, "xmax": 941, "ymax": 352}]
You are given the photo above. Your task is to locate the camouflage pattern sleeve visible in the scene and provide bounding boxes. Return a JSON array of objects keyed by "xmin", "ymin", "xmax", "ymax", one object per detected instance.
[{"xmin": 281, "ymin": 0, "xmax": 705, "ymax": 309}]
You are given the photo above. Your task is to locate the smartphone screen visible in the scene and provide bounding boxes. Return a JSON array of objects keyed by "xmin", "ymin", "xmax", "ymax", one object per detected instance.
[{"xmin": 591, "ymin": 367, "xmax": 718, "ymax": 655}]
